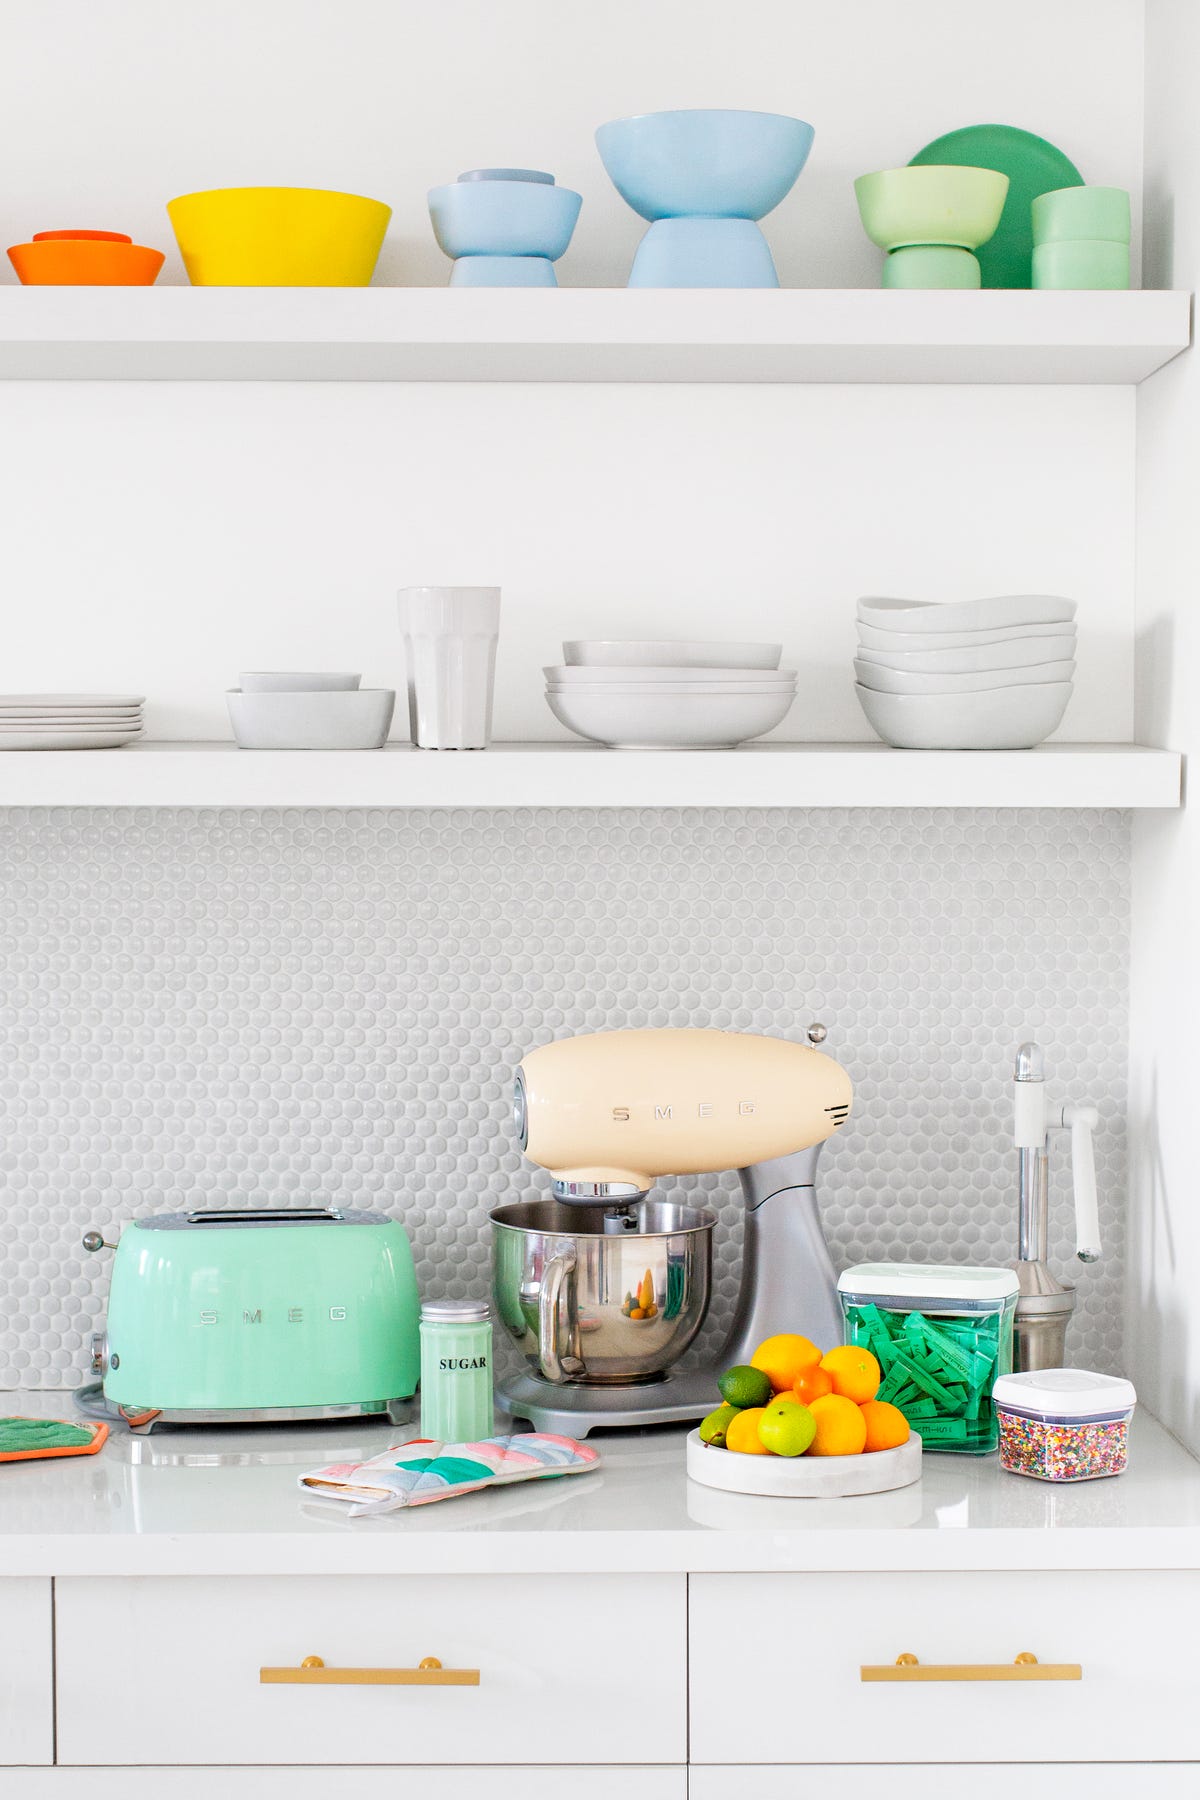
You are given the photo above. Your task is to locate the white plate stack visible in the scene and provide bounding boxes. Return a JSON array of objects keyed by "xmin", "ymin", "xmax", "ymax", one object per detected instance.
[
  {"xmin": 0, "ymin": 693, "xmax": 145, "ymax": 751},
  {"xmin": 547, "ymin": 639, "xmax": 794, "ymax": 749},
  {"xmin": 853, "ymin": 596, "xmax": 1077, "ymax": 749}
]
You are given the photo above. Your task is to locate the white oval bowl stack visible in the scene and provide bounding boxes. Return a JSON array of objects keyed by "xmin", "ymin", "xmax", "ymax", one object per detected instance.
[
  {"xmin": 853, "ymin": 596, "xmax": 1077, "ymax": 749},
  {"xmin": 226, "ymin": 672, "xmax": 395, "ymax": 749},
  {"xmin": 547, "ymin": 639, "xmax": 794, "ymax": 749}
]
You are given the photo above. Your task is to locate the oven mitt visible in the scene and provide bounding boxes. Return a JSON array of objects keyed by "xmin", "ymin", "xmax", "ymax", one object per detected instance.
[
  {"xmin": 299, "ymin": 1432, "xmax": 600, "ymax": 1517},
  {"xmin": 0, "ymin": 1417, "xmax": 107, "ymax": 1462}
]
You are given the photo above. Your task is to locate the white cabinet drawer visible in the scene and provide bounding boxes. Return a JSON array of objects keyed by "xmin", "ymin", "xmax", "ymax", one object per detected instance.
[
  {"xmin": 57, "ymin": 1574, "xmax": 686, "ymax": 1766},
  {"xmin": 689, "ymin": 1769, "xmax": 1200, "ymax": 1800},
  {"xmin": 0, "ymin": 1578, "xmax": 53, "ymax": 1765},
  {"xmin": 690, "ymin": 1571, "xmax": 1200, "ymax": 1764},
  {"xmin": 15, "ymin": 1769, "xmax": 687, "ymax": 1799}
]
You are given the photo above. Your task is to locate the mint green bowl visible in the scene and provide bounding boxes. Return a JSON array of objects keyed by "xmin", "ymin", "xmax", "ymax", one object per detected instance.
[{"xmin": 855, "ymin": 165, "xmax": 1010, "ymax": 251}]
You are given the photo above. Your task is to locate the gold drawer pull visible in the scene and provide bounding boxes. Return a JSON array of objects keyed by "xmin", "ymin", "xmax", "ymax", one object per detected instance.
[
  {"xmin": 862, "ymin": 1652, "xmax": 1082, "ymax": 1684},
  {"xmin": 260, "ymin": 1654, "xmax": 480, "ymax": 1687}
]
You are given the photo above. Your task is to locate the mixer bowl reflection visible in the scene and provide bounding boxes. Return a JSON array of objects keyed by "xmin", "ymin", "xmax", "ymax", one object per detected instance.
[{"xmin": 491, "ymin": 1199, "xmax": 715, "ymax": 1386}]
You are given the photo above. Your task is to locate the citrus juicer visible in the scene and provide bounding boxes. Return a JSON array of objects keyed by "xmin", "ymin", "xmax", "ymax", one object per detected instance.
[
  {"xmin": 1012, "ymin": 1041, "xmax": 1101, "ymax": 1371},
  {"xmin": 492, "ymin": 1025, "xmax": 852, "ymax": 1434}
]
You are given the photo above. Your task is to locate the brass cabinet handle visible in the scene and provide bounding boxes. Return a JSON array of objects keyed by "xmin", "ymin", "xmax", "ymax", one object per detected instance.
[
  {"xmin": 260, "ymin": 1654, "xmax": 480, "ymax": 1687},
  {"xmin": 862, "ymin": 1651, "xmax": 1082, "ymax": 1683}
]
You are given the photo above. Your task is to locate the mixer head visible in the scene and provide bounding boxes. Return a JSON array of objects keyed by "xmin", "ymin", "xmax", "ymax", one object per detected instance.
[{"xmin": 515, "ymin": 1025, "xmax": 852, "ymax": 1200}]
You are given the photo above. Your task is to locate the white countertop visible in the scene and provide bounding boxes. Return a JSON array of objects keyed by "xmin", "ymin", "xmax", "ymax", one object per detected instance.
[{"xmin": 2, "ymin": 1393, "xmax": 1200, "ymax": 1577}]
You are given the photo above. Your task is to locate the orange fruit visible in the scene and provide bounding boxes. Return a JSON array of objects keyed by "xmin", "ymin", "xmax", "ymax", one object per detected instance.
[
  {"xmin": 792, "ymin": 1365, "xmax": 833, "ymax": 1406},
  {"xmin": 819, "ymin": 1344, "xmax": 881, "ymax": 1405},
  {"xmin": 749, "ymin": 1334, "xmax": 822, "ymax": 1392},
  {"xmin": 807, "ymin": 1393, "xmax": 868, "ymax": 1456},
  {"xmin": 725, "ymin": 1407, "xmax": 771, "ymax": 1455},
  {"xmin": 860, "ymin": 1399, "xmax": 911, "ymax": 1453}
]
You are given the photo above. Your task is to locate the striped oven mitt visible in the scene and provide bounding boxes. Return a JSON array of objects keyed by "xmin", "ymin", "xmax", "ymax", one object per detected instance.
[{"xmin": 299, "ymin": 1433, "xmax": 600, "ymax": 1517}]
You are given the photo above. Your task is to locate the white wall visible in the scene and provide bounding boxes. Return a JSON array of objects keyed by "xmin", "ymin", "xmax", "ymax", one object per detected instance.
[
  {"xmin": 0, "ymin": 0, "xmax": 1146, "ymax": 741},
  {"xmin": 1129, "ymin": 0, "xmax": 1200, "ymax": 1450}
]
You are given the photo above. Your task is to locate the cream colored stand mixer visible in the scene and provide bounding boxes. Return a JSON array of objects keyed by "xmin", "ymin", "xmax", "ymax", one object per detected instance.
[{"xmin": 491, "ymin": 1025, "xmax": 853, "ymax": 1434}]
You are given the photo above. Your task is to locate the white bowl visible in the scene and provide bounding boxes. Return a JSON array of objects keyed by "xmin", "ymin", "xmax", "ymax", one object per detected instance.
[
  {"xmin": 238, "ymin": 671, "xmax": 361, "ymax": 692},
  {"xmin": 545, "ymin": 664, "xmax": 797, "ymax": 686},
  {"xmin": 857, "ymin": 595, "xmax": 1076, "ymax": 635},
  {"xmin": 857, "ymin": 619, "xmax": 1075, "ymax": 652},
  {"xmin": 563, "ymin": 638, "xmax": 782, "ymax": 669},
  {"xmin": 546, "ymin": 684, "xmax": 795, "ymax": 748},
  {"xmin": 855, "ymin": 634, "xmax": 1077, "ymax": 673},
  {"xmin": 854, "ymin": 657, "xmax": 1075, "ymax": 695},
  {"xmin": 227, "ymin": 687, "xmax": 395, "ymax": 749},
  {"xmin": 855, "ymin": 681, "xmax": 1072, "ymax": 750}
]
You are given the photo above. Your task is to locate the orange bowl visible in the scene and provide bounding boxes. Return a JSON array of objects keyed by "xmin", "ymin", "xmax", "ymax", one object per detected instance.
[{"xmin": 8, "ymin": 231, "xmax": 165, "ymax": 285}]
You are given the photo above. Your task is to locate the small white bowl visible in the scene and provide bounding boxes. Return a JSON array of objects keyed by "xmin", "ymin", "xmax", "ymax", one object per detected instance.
[
  {"xmin": 545, "ymin": 664, "xmax": 796, "ymax": 686},
  {"xmin": 854, "ymin": 657, "xmax": 1075, "ymax": 695},
  {"xmin": 857, "ymin": 619, "xmax": 1075, "ymax": 652},
  {"xmin": 546, "ymin": 684, "xmax": 795, "ymax": 748},
  {"xmin": 237, "ymin": 671, "xmax": 362, "ymax": 692},
  {"xmin": 855, "ymin": 634, "xmax": 1077, "ymax": 674},
  {"xmin": 563, "ymin": 638, "xmax": 782, "ymax": 669},
  {"xmin": 227, "ymin": 687, "xmax": 394, "ymax": 749},
  {"xmin": 857, "ymin": 595, "xmax": 1076, "ymax": 635},
  {"xmin": 855, "ymin": 681, "xmax": 1072, "ymax": 750}
]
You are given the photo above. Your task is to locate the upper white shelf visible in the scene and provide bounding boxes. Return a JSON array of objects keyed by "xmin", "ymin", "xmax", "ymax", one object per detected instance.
[
  {"xmin": 0, "ymin": 287, "xmax": 1187, "ymax": 384},
  {"xmin": 0, "ymin": 740, "xmax": 1180, "ymax": 808}
]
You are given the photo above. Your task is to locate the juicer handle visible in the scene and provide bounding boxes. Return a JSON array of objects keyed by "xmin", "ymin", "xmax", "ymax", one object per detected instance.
[
  {"xmin": 1063, "ymin": 1104, "xmax": 1101, "ymax": 1264},
  {"xmin": 538, "ymin": 1247, "xmax": 578, "ymax": 1384}
]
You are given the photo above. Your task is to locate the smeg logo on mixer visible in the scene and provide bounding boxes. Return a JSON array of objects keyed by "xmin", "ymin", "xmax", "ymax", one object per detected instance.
[
  {"xmin": 197, "ymin": 1306, "xmax": 349, "ymax": 1325},
  {"xmin": 611, "ymin": 1101, "xmax": 757, "ymax": 1122}
]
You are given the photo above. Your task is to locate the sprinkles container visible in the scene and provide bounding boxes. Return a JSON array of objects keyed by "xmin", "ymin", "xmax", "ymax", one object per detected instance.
[
  {"xmin": 992, "ymin": 1368, "xmax": 1136, "ymax": 1482},
  {"xmin": 838, "ymin": 1263, "xmax": 1018, "ymax": 1454}
]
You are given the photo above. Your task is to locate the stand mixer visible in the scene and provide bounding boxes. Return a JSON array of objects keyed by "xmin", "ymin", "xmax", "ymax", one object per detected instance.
[{"xmin": 492, "ymin": 1025, "xmax": 852, "ymax": 1434}]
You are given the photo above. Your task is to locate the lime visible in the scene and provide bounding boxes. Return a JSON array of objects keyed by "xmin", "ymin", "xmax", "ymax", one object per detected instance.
[
  {"xmin": 757, "ymin": 1398, "xmax": 816, "ymax": 1457},
  {"xmin": 718, "ymin": 1364, "xmax": 773, "ymax": 1410},
  {"xmin": 699, "ymin": 1403, "xmax": 738, "ymax": 1447}
]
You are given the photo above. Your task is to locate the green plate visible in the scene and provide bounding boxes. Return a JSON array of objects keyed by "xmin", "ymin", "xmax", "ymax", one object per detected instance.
[{"xmin": 910, "ymin": 124, "xmax": 1083, "ymax": 288}]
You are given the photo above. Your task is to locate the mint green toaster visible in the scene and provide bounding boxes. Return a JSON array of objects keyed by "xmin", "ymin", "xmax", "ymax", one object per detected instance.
[{"xmin": 93, "ymin": 1209, "xmax": 420, "ymax": 1425}]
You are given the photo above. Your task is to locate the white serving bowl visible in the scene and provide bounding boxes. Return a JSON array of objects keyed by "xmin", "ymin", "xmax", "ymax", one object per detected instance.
[
  {"xmin": 545, "ymin": 664, "xmax": 796, "ymax": 686},
  {"xmin": 857, "ymin": 619, "xmax": 1075, "ymax": 652},
  {"xmin": 227, "ymin": 687, "xmax": 394, "ymax": 749},
  {"xmin": 857, "ymin": 595, "xmax": 1076, "ymax": 635},
  {"xmin": 854, "ymin": 657, "xmax": 1075, "ymax": 695},
  {"xmin": 855, "ymin": 634, "xmax": 1076, "ymax": 674},
  {"xmin": 238, "ymin": 671, "xmax": 361, "ymax": 692},
  {"xmin": 563, "ymin": 638, "xmax": 782, "ymax": 669},
  {"xmin": 546, "ymin": 684, "xmax": 795, "ymax": 748},
  {"xmin": 855, "ymin": 681, "xmax": 1072, "ymax": 750}
]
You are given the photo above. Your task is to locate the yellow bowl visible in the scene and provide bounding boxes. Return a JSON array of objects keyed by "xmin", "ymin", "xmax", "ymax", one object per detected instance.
[{"xmin": 166, "ymin": 186, "xmax": 391, "ymax": 286}]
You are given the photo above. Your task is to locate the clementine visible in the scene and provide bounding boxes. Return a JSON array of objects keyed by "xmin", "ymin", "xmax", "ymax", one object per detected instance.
[
  {"xmin": 807, "ymin": 1393, "xmax": 868, "ymax": 1456},
  {"xmin": 819, "ymin": 1344, "xmax": 881, "ymax": 1405},
  {"xmin": 792, "ymin": 1365, "xmax": 834, "ymax": 1406},
  {"xmin": 859, "ymin": 1399, "xmax": 911, "ymax": 1453}
]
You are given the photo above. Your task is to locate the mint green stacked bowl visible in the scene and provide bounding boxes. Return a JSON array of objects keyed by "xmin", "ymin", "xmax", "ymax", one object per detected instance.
[
  {"xmin": 854, "ymin": 166, "xmax": 1009, "ymax": 288},
  {"xmin": 1031, "ymin": 186, "xmax": 1130, "ymax": 289}
]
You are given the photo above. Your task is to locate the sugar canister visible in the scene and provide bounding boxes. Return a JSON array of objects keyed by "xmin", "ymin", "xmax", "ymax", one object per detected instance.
[{"xmin": 419, "ymin": 1299, "xmax": 494, "ymax": 1442}]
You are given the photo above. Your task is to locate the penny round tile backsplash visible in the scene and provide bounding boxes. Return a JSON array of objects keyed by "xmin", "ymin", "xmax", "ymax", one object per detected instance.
[{"xmin": 0, "ymin": 806, "xmax": 1128, "ymax": 1387}]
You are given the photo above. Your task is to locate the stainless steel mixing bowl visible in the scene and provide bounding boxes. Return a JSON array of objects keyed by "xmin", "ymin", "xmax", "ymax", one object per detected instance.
[{"xmin": 491, "ymin": 1198, "xmax": 715, "ymax": 1386}]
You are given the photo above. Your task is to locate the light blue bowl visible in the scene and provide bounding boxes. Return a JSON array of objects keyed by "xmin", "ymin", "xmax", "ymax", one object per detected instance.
[
  {"xmin": 428, "ymin": 179, "xmax": 582, "ymax": 260},
  {"xmin": 595, "ymin": 108, "xmax": 814, "ymax": 221}
]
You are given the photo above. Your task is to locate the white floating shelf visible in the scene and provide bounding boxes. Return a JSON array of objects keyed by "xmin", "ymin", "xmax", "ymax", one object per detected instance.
[
  {"xmin": 0, "ymin": 740, "xmax": 1180, "ymax": 809},
  {"xmin": 0, "ymin": 288, "xmax": 1187, "ymax": 384}
]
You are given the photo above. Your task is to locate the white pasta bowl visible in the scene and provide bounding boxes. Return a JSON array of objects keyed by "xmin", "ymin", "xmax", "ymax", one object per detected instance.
[
  {"xmin": 227, "ymin": 687, "xmax": 395, "ymax": 749},
  {"xmin": 855, "ymin": 681, "xmax": 1072, "ymax": 750},
  {"xmin": 545, "ymin": 664, "xmax": 796, "ymax": 686},
  {"xmin": 857, "ymin": 595, "xmax": 1076, "ymax": 635},
  {"xmin": 857, "ymin": 619, "xmax": 1075, "ymax": 653},
  {"xmin": 855, "ymin": 634, "xmax": 1076, "ymax": 674},
  {"xmin": 238, "ymin": 671, "xmax": 361, "ymax": 692},
  {"xmin": 546, "ymin": 684, "xmax": 795, "ymax": 748},
  {"xmin": 563, "ymin": 638, "xmax": 782, "ymax": 669},
  {"xmin": 854, "ymin": 658, "xmax": 1075, "ymax": 695}
]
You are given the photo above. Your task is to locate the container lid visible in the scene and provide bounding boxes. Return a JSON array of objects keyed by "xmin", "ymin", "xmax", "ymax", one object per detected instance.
[
  {"xmin": 992, "ymin": 1368, "xmax": 1136, "ymax": 1418},
  {"xmin": 457, "ymin": 168, "xmax": 555, "ymax": 185},
  {"xmin": 838, "ymin": 1261, "xmax": 1020, "ymax": 1302},
  {"xmin": 421, "ymin": 1299, "xmax": 490, "ymax": 1323}
]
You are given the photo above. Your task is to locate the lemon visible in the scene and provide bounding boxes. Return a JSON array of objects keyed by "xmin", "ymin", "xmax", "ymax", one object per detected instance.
[
  {"xmin": 725, "ymin": 1407, "xmax": 771, "ymax": 1455},
  {"xmin": 699, "ymin": 1403, "xmax": 739, "ymax": 1447},
  {"xmin": 718, "ymin": 1364, "xmax": 773, "ymax": 1410}
]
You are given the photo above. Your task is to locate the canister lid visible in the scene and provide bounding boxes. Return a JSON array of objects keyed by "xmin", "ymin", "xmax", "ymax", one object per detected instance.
[
  {"xmin": 457, "ymin": 168, "xmax": 555, "ymax": 185},
  {"xmin": 992, "ymin": 1368, "xmax": 1137, "ymax": 1418},
  {"xmin": 838, "ymin": 1262, "xmax": 1020, "ymax": 1303},
  {"xmin": 420, "ymin": 1299, "xmax": 490, "ymax": 1323}
]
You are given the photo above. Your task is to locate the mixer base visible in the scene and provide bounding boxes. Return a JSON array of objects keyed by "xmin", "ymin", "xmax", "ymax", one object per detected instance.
[{"xmin": 499, "ymin": 1367, "xmax": 717, "ymax": 1437}]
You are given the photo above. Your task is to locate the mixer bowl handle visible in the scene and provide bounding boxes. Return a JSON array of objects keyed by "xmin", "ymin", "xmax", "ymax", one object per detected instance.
[{"xmin": 538, "ymin": 1246, "xmax": 581, "ymax": 1384}]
